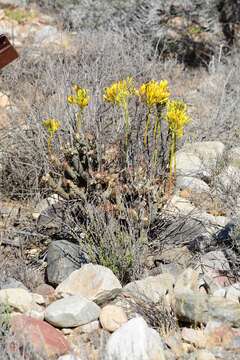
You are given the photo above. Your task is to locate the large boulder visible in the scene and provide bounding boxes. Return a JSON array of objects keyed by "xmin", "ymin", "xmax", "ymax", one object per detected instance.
[
  {"xmin": 104, "ymin": 317, "xmax": 166, "ymax": 360},
  {"xmin": 175, "ymin": 289, "xmax": 209, "ymax": 324},
  {"xmin": 47, "ymin": 240, "xmax": 88, "ymax": 286},
  {"xmin": 55, "ymin": 264, "xmax": 122, "ymax": 300},
  {"xmin": 11, "ymin": 314, "xmax": 70, "ymax": 358},
  {"xmin": 44, "ymin": 295, "xmax": 100, "ymax": 328}
]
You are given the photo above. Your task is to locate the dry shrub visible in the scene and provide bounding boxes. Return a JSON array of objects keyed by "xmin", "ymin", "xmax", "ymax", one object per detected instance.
[{"xmin": 0, "ymin": 244, "xmax": 44, "ymax": 291}]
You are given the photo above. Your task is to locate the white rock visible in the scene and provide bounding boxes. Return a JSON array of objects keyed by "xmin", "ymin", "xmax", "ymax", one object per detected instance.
[
  {"xmin": 176, "ymin": 176, "xmax": 210, "ymax": 192},
  {"xmin": 32, "ymin": 293, "xmax": 45, "ymax": 305},
  {"xmin": 176, "ymin": 141, "xmax": 225, "ymax": 179},
  {"xmin": 124, "ymin": 273, "xmax": 174, "ymax": 303},
  {"xmin": 26, "ymin": 307, "xmax": 45, "ymax": 321},
  {"xmin": 44, "ymin": 295, "xmax": 100, "ymax": 328},
  {"xmin": 79, "ymin": 320, "xmax": 100, "ymax": 333},
  {"xmin": 213, "ymin": 282, "xmax": 240, "ymax": 303},
  {"xmin": 61, "ymin": 328, "xmax": 73, "ymax": 335},
  {"xmin": 217, "ymin": 165, "xmax": 240, "ymax": 190},
  {"xmin": 100, "ymin": 305, "xmax": 128, "ymax": 332},
  {"xmin": 58, "ymin": 355, "xmax": 81, "ymax": 360},
  {"xmin": 55, "ymin": 264, "xmax": 122, "ymax": 300},
  {"xmin": 175, "ymin": 151, "xmax": 204, "ymax": 177},
  {"xmin": 0, "ymin": 288, "xmax": 41, "ymax": 313},
  {"xmin": 104, "ymin": 317, "xmax": 165, "ymax": 360},
  {"xmin": 183, "ymin": 141, "xmax": 225, "ymax": 165},
  {"xmin": 164, "ymin": 195, "xmax": 196, "ymax": 216}
]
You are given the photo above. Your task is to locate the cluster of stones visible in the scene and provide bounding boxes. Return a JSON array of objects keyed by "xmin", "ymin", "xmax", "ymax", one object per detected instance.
[{"xmin": 1, "ymin": 258, "xmax": 240, "ymax": 359}]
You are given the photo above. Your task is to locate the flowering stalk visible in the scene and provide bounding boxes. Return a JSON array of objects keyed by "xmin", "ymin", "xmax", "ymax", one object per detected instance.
[
  {"xmin": 67, "ymin": 84, "xmax": 90, "ymax": 137},
  {"xmin": 138, "ymin": 80, "xmax": 170, "ymax": 151},
  {"xmin": 169, "ymin": 131, "xmax": 176, "ymax": 179},
  {"xmin": 165, "ymin": 99, "xmax": 190, "ymax": 181},
  {"xmin": 143, "ymin": 108, "xmax": 151, "ymax": 147},
  {"xmin": 152, "ymin": 110, "xmax": 162, "ymax": 169},
  {"xmin": 103, "ymin": 77, "xmax": 135, "ymax": 157},
  {"xmin": 42, "ymin": 118, "xmax": 61, "ymax": 155},
  {"xmin": 122, "ymin": 100, "xmax": 130, "ymax": 147}
]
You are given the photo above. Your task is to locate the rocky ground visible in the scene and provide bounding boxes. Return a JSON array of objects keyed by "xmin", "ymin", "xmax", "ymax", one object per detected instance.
[{"xmin": 1, "ymin": 1, "xmax": 240, "ymax": 360}]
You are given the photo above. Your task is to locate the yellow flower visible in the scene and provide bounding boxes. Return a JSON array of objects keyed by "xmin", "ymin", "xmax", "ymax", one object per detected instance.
[
  {"xmin": 103, "ymin": 77, "xmax": 135, "ymax": 106},
  {"xmin": 165, "ymin": 100, "xmax": 190, "ymax": 138},
  {"xmin": 42, "ymin": 118, "xmax": 60, "ymax": 136},
  {"xmin": 138, "ymin": 80, "xmax": 170, "ymax": 108},
  {"xmin": 67, "ymin": 84, "xmax": 90, "ymax": 109}
]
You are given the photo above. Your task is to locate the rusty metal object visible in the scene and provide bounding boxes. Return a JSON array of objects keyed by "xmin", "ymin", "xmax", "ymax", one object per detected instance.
[{"xmin": 0, "ymin": 34, "xmax": 19, "ymax": 69}]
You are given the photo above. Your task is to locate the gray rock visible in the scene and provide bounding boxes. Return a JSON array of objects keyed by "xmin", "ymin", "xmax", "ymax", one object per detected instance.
[
  {"xmin": 0, "ymin": 278, "xmax": 28, "ymax": 291},
  {"xmin": 37, "ymin": 202, "xmax": 64, "ymax": 230},
  {"xmin": 175, "ymin": 290, "xmax": 209, "ymax": 324},
  {"xmin": 44, "ymin": 295, "xmax": 100, "ymax": 328},
  {"xmin": 175, "ymin": 289, "xmax": 240, "ymax": 327},
  {"xmin": 194, "ymin": 250, "xmax": 231, "ymax": 286},
  {"xmin": 176, "ymin": 176, "xmax": 210, "ymax": 192},
  {"xmin": 47, "ymin": 240, "xmax": 88, "ymax": 286},
  {"xmin": 124, "ymin": 273, "xmax": 174, "ymax": 303},
  {"xmin": 208, "ymin": 296, "xmax": 240, "ymax": 327},
  {"xmin": 176, "ymin": 141, "xmax": 225, "ymax": 180},
  {"xmin": 104, "ymin": 317, "xmax": 165, "ymax": 360}
]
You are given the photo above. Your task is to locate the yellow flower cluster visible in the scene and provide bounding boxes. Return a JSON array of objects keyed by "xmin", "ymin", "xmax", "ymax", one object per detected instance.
[
  {"xmin": 138, "ymin": 80, "xmax": 170, "ymax": 108},
  {"xmin": 103, "ymin": 77, "xmax": 135, "ymax": 106},
  {"xmin": 165, "ymin": 100, "xmax": 190, "ymax": 138},
  {"xmin": 42, "ymin": 118, "xmax": 60, "ymax": 136},
  {"xmin": 68, "ymin": 84, "xmax": 90, "ymax": 109}
]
